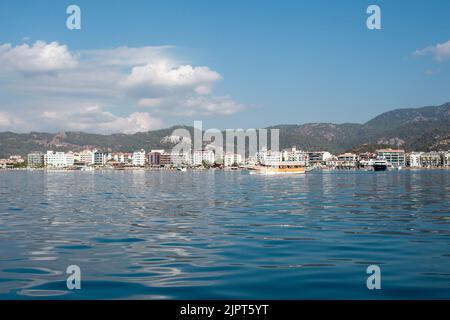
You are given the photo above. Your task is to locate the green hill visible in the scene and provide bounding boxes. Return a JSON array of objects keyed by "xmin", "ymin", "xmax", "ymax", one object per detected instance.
[{"xmin": 1, "ymin": 102, "xmax": 449, "ymax": 157}]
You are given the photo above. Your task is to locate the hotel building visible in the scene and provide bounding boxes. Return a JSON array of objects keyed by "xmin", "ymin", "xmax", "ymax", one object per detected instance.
[
  {"xmin": 192, "ymin": 150, "xmax": 215, "ymax": 166},
  {"xmin": 307, "ymin": 151, "xmax": 333, "ymax": 163},
  {"xmin": 132, "ymin": 150, "xmax": 146, "ymax": 166},
  {"xmin": 443, "ymin": 151, "xmax": 450, "ymax": 167},
  {"xmin": 407, "ymin": 152, "xmax": 423, "ymax": 168},
  {"xmin": 376, "ymin": 149, "xmax": 406, "ymax": 167},
  {"xmin": 336, "ymin": 153, "xmax": 358, "ymax": 167},
  {"xmin": 282, "ymin": 148, "xmax": 309, "ymax": 166},
  {"xmin": 44, "ymin": 151, "xmax": 75, "ymax": 168},
  {"xmin": 259, "ymin": 150, "xmax": 281, "ymax": 165},
  {"xmin": 78, "ymin": 149, "xmax": 94, "ymax": 165},
  {"xmin": 93, "ymin": 151, "xmax": 108, "ymax": 166},
  {"xmin": 224, "ymin": 153, "xmax": 243, "ymax": 167},
  {"xmin": 420, "ymin": 152, "xmax": 442, "ymax": 167},
  {"xmin": 27, "ymin": 152, "xmax": 44, "ymax": 167},
  {"xmin": 160, "ymin": 151, "xmax": 191, "ymax": 166},
  {"xmin": 147, "ymin": 150, "xmax": 164, "ymax": 166},
  {"xmin": 112, "ymin": 152, "xmax": 132, "ymax": 164}
]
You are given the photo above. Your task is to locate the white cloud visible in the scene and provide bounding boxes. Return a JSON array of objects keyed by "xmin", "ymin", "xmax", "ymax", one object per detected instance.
[
  {"xmin": 182, "ymin": 96, "xmax": 246, "ymax": 116},
  {"xmin": 0, "ymin": 112, "xmax": 12, "ymax": 127},
  {"xmin": 0, "ymin": 41, "xmax": 246, "ymax": 133},
  {"xmin": 138, "ymin": 98, "xmax": 162, "ymax": 107},
  {"xmin": 0, "ymin": 41, "xmax": 78, "ymax": 74},
  {"xmin": 108, "ymin": 112, "xmax": 163, "ymax": 134},
  {"xmin": 123, "ymin": 60, "xmax": 221, "ymax": 97},
  {"xmin": 0, "ymin": 112, "xmax": 26, "ymax": 130},
  {"xmin": 37, "ymin": 104, "xmax": 162, "ymax": 134},
  {"xmin": 424, "ymin": 68, "xmax": 441, "ymax": 76},
  {"xmin": 414, "ymin": 40, "xmax": 450, "ymax": 62}
]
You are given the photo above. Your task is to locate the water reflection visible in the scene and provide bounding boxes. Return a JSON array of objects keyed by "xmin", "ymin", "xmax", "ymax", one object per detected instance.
[{"xmin": 0, "ymin": 170, "xmax": 449, "ymax": 299}]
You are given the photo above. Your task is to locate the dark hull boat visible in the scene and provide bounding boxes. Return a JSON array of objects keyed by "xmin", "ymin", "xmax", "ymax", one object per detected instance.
[{"xmin": 373, "ymin": 160, "xmax": 388, "ymax": 171}]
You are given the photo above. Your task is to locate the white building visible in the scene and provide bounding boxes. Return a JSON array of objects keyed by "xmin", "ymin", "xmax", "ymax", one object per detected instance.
[
  {"xmin": 93, "ymin": 151, "xmax": 108, "ymax": 166},
  {"xmin": 307, "ymin": 151, "xmax": 333, "ymax": 163},
  {"xmin": 442, "ymin": 151, "xmax": 450, "ymax": 167},
  {"xmin": 282, "ymin": 148, "xmax": 309, "ymax": 165},
  {"xmin": 443, "ymin": 151, "xmax": 450, "ymax": 167},
  {"xmin": 258, "ymin": 148, "xmax": 308, "ymax": 166},
  {"xmin": 420, "ymin": 151, "xmax": 442, "ymax": 167},
  {"xmin": 27, "ymin": 152, "xmax": 44, "ymax": 167},
  {"xmin": 132, "ymin": 149, "xmax": 146, "ymax": 166},
  {"xmin": 79, "ymin": 149, "xmax": 94, "ymax": 165},
  {"xmin": 325, "ymin": 156, "xmax": 339, "ymax": 167},
  {"xmin": 112, "ymin": 152, "xmax": 132, "ymax": 164},
  {"xmin": 224, "ymin": 153, "xmax": 243, "ymax": 167},
  {"xmin": 160, "ymin": 151, "xmax": 191, "ymax": 166},
  {"xmin": 259, "ymin": 150, "xmax": 282, "ymax": 165},
  {"xmin": 376, "ymin": 149, "xmax": 406, "ymax": 167},
  {"xmin": 336, "ymin": 153, "xmax": 358, "ymax": 168},
  {"xmin": 44, "ymin": 151, "xmax": 75, "ymax": 168},
  {"xmin": 408, "ymin": 152, "xmax": 422, "ymax": 168},
  {"xmin": 192, "ymin": 150, "xmax": 215, "ymax": 166}
]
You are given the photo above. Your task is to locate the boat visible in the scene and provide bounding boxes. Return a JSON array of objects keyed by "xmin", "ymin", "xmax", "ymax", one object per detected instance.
[
  {"xmin": 251, "ymin": 163, "xmax": 306, "ymax": 175},
  {"xmin": 373, "ymin": 160, "xmax": 388, "ymax": 171},
  {"xmin": 177, "ymin": 167, "xmax": 187, "ymax": 172}
]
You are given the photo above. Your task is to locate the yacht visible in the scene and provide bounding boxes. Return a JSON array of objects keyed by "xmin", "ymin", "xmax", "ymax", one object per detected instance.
[{"xmin": 373, "ymin": 159, "xmax": 388, "ymax": 171}]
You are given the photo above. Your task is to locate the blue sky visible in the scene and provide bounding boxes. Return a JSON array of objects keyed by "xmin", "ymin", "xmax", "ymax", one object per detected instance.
[{"xmin": 0, "ymin": 0, "xmax": 449, "ymax": 133}]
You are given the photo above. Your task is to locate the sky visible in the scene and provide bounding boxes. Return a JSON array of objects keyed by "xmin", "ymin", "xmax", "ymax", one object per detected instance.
[{"xmin": 0, "ymin": 0, "xmax": 449, "ymax": 133}]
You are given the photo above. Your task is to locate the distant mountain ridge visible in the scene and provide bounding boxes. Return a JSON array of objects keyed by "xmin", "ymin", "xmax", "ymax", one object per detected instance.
[{"xmin": 0, "ymin": 103, "xmax": 449, "ymax": 157}]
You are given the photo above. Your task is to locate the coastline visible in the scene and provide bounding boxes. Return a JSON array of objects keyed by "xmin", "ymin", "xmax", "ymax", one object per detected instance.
[{"xmin": 1, "ymin": 166, "xmax": 450, "ymax": 172}]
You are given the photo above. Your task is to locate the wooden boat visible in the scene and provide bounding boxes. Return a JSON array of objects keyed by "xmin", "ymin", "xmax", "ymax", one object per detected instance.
[{"xmin": 252, "ymin": 164, "xmax": 306, "ymax": 174}]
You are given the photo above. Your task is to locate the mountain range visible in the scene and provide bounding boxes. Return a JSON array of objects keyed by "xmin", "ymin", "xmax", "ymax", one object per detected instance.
[{"xmin": 0, "ymin": 102, "xmax": 449, "ymax": 158}]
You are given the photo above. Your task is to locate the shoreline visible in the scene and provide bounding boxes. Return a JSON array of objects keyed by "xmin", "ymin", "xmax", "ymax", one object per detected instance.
[{"xmin": 1, "ymin": 167, "xmax": 450, "ymax": 172}]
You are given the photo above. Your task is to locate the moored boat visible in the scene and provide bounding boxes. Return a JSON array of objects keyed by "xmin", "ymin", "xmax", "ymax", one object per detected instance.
[
  {"xmin": 252, "ymin": 164, "xmax": 306, "ymax": 175},
  {"xmin": 373, "ymin": 160, "xmax": 388, "ymax": 171}
]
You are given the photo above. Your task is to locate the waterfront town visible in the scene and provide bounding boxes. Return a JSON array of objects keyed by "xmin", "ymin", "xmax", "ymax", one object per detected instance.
[{"xmin": 1, "ymin": 147, "xmax": 450, "ymax": 171}]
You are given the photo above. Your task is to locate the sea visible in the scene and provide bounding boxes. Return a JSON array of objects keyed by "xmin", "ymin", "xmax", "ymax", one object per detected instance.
[{"xmin": 0, "ymin": 169, "xmax": 449, "ymax": 299}]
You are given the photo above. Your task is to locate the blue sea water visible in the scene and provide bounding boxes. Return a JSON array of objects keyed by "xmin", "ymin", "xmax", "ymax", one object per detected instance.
[{"xmin": 0, "ymin": 170, "xmax": 449, "ymax": 299}]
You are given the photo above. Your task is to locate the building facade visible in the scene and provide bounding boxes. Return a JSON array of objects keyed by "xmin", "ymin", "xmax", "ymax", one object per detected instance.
[
  {"xmin": 376, "ymin": 149, "xmax": 406, "ymax": 167},
  {"xmin": 307, "ymin": 151, "xmax": 333, "ymax": 163},
  {"xmin": 407, "ymin": 152, "xmax": 422, "ymax": 168},
  {"xmin": 160, "ymin": 151, "xmax": 191, "ymax": 166},
  {"xmin": 79, "ymin": 149, "xmax": 94, "ymax": 165},
  {"xmin": 192, "ymin": 150, "xmax": 215, "ymax": 166},
  {"xmin": 132, "ymin": 150, "xmax": 146, "ymax": 166},
  {"xmin": 420, "ymin": 152, "xmax": 442, "ymax": 167},
  {"xmin": 336, "ymin": 153, "xmax": 358, "ymax": 167},
  {"xmin": 93, "ymin": 151, "xmax": 108, "ymax": 166},
  {"xmin": 224, "ymin": 153, "xmax": 243, "ymax": 167},
  {"xmin": 27, "ymin": 152, "xmax": 44, "ymax": 167},
  {"xmin": 44, "ymin": 151, "xmax": 75, "ymax": 168},
  {"xmin": 443, "ymin": 151, "xmax": 450, "ymax": 167},
  {"xmin": 147, "ymin": 150, "xmax": 164, "ymax": 166}
]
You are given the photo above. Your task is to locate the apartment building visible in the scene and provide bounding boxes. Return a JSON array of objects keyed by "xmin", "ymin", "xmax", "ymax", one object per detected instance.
[
  {"xmin": 27, "ymin": 152, "xmax": 44, "ymax": 167},
  {"xmin": 192, "ymin": 150, "xmax": 215, "ymax": 166},
  {"xmin": 224, "ymin": 153, "xmax": 243, "ymax": 167},
  {"xmin": 132, "ymin": 150, "xmax": 147, "ymax": 166},
  {"xmin": 376, "ymin": 149, "xmax": 406, "ymax": 167},
  {"xmin": 44, "ymin": 151, "xmax": 74, "ymax": 168}
]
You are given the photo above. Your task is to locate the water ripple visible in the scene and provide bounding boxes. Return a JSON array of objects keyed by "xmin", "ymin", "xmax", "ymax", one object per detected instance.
[{"xmin": 0, "ymin": 170, "xmax": 450, "ymax": 299}]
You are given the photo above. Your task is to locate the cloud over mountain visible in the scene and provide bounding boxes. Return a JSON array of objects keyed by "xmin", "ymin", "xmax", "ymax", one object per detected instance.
[{"xmin": 0, "ymin": 41, "xmax": 245, "ymax": 133}]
